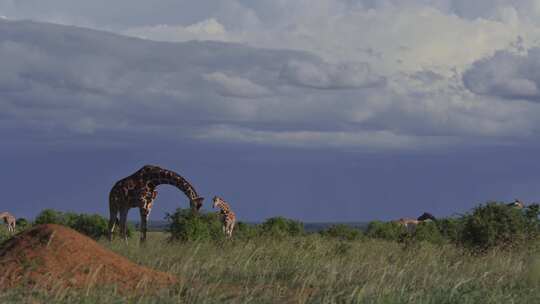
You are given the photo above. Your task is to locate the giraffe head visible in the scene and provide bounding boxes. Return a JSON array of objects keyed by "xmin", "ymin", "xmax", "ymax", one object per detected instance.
[
  {"xmin": 190, "ymin": 196, "xmax": 204, "ymax": 212},
  {"xmin": 212, "ymin": 196, "xmax": 223, "ymax": 209}
]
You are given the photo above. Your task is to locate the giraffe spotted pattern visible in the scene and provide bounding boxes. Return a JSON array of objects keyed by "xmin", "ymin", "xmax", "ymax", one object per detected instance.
[
  {"xmin": 212, "ymin": 196, "xmax": 236, "ymax": 238},
  {"xmin": 109, "ymin": 165, "xmax": 204, "ymax": 242}
]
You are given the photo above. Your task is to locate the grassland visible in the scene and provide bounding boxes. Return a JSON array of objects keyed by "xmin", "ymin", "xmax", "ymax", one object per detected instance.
[{"xmin": 2, "ymin": 231, "xmax": 540, "ymax": 303}]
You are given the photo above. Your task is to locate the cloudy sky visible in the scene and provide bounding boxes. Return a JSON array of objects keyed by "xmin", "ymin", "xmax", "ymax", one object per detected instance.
[{"xmin": 2, "ymin": 0, "xmax": 540, "ymax": 222}]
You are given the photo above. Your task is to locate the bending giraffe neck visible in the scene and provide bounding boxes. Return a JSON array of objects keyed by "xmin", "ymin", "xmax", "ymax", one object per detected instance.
[
  {"xmin": 213, "ymin": 196, "xmax": 231, "ymax": 213},
  {"xmin": 138, "ymin": 165, "xmax": 201, "ymax": 201}
]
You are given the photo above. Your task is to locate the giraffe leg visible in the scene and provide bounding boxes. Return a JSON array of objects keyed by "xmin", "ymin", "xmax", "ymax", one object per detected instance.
[
  {"xmin": 225, "ymin": 220, "xmax": 233, "ymax": 238},
  {"xmin": 108, "ymin": 201, "xmax": 120, "ymax": 241},
  {"xmin": 224, "ymin": 219, "xmax": 229, "ymax": 238},
  {"xmin": 229, "ymin": 221, "xmax": 235, "ymax": 238},
  {"xmin": 119, "ymin": 208, "xmax": 129, "ymax": 243},
  {"xmin": 139, "ymin": 208, "xmax": 148, "ymax": 243}
]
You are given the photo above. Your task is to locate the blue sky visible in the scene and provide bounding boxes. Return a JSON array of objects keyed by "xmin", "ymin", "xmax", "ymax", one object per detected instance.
[{"xmin": 2, "ymin": 0, "xmax": 540, "ymax": 222}]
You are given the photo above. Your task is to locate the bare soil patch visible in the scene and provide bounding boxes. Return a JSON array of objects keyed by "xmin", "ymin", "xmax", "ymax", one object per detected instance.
[{"xmin": 0, "ymin": 224, "xmax": 177, "ymax": 292}]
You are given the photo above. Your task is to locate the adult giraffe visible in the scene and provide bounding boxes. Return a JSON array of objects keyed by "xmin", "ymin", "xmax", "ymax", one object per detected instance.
[{"xmin": 109, "ymin": 165, "xmax": 204, "ymax": 242}]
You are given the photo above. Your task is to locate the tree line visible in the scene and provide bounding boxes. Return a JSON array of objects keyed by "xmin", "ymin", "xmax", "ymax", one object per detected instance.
[{"xmin": 2, "ymin": 201, "xmax": 539, "ymax": 252}]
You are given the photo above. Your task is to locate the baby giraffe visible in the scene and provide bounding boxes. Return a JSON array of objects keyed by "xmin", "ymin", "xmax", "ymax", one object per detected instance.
[
  {"xmin": 212, "ymin": 196, "xmax": 236, "ymax": 238},
  {"xmin": 0, "ymin": 212, "xmax": 16, "ymax": 233}
]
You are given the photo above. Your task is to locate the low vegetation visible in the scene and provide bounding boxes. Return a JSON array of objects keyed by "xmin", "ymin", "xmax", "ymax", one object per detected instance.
[
  {"xmin": 1, "ymin": 201, "xmax": 539, "ymax": 303},
  {"xmin": 33, "ymin": 209, "xmax": 134, "ymax": 239}
]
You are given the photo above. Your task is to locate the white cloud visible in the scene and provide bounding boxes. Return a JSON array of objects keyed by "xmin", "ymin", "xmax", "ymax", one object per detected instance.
[
  {"xmin": 203, "ymin": 72, "xmax": 270, "ymax": 98},
  {"xmin": 123, "ymin": 19, "xmax": 232, "ymax": 43},
  {"xmin": 195, "ymin": 125, "xmax": 450, "ymax": 150},
  {"xmin": 4, "ymin": 1, "xmax": 540, "ymax": 150},
  {"xmin": 5, "ymin": 1, "xmax": 540, "ymax": 76}
]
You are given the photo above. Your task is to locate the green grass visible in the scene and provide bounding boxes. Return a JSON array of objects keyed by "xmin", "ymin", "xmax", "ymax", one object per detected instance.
[{"xmin": 2, "ymin": 231, "xmax": 540, "ymax": 303}]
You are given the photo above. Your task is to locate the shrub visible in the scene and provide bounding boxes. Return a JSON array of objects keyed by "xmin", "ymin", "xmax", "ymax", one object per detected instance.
[
  {"xmin": 166, "ymin": 208, "xmax": 223, "ymax": 241},
  {"xmin": 413, "ymin": 221, "xmax": 444, "ymax": 244},
  {"xmin": 365, "ymin": 221, "xmax": 404, "ymax": 241},
  {"xmin": 34, "ymin": 209, "xmax": 131, "ymax": 239},
  {"xmin": 15, "ymin": 218, "xmax": 30, "ymax": 230},
  {"xmin": 260, "ymin": 217, "xmax": 304, "ymax": 237},
  {"xmin": 34, "ymin": 209, "xmax": 64, "ymax": 225},
  {"xmin": 435, "ymin": 217, "xmax": 464, "ymax": 243},
  {"xmin": 320, "ymin": 224, "xmax": 363, "ymax": 241},
  {"xmin": 70, "ymin": 214, "xmax": 109, "ymax": 239},
  {"xmin": 460, "ymin": 202, "xmax": 539, "ymax": 250},
  {"xmin": 234, "ymin": 221, "xmax": 260, "ymax": 240}
]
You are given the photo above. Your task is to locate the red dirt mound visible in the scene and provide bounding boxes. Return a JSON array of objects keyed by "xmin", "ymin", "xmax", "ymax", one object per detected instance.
[{"xmin": 0, "ymin": 224, "xmax": 177, "ymax": 292}]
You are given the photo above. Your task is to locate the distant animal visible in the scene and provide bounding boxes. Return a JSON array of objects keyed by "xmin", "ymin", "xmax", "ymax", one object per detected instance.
[
  {"xmin": 0, "ymin": 212, "xmax": 16, "ymax": 233},
  {"xmin": 396, "ymin": 218, "xmax": 421, "ymax": 233},
  {"xmin": 212, "ymin": 196, "xmax": 236, "ymax": 238},
  {"xmin": 507, "ymin": 199, "xmax": 525, "ymax": 209},
  {"xmin": 417, "ymin": 212, "xmax": 437, "ymax": 222},
  {"xmin": 109, "ymin": 165, "xmax": 204, "ymax": 242},
  {"xmin": 396, "ymin": 212, "xmax": 437, "ymax": 233}
]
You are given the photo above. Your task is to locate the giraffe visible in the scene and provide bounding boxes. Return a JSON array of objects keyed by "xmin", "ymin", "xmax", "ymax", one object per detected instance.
[
  {"xmin": 507, "ymin": 199, "xmax": 525, "ymax": 209},
  {"xmin": 396, "ymin": 212, "xmax": 436, "ymax": 233},
  {"xmin": 0, "ymin": 212, "xmax": 16, "ymax": 233},
  {"xmin": 109, "ymin": 165, "xmax": 204, "ymax": 242},
  {"xmin": 212, "ymin": 196, "xmax": 236, "ymax": 238}
]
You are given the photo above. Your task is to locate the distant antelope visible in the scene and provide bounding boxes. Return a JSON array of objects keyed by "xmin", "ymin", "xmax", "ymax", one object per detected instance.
[
  {"xmin": 0, "ymin": 212, "xmax": 16, "ymax": 233},
  {"xmin": 396, "ymin": 212, "xmax": 436, "ymax": 233}
]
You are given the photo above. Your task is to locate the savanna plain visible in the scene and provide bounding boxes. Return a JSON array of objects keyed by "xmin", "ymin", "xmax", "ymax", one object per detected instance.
[{"xmin": 2, "ymin": 230, "xmax": 540, "ymax": 304}]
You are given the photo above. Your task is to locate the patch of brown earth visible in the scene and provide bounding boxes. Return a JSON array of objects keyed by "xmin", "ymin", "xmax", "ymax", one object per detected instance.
[{"xmin": 0, "ymin": 224, "xmax": 177, "ymax": 292}]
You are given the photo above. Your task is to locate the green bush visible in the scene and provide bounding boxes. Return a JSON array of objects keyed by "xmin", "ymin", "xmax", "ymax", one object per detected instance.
[
  {"xmin": 34, "ymin": 209, "xmax": 131, "ymax": 239},
  {"xmin": 234, "ymin": 221, "xmax": 260, "ymax": 240},
  {"xmin": 435, "ymin": 217, "xmax": 464, "ymax": 243},
  {"xmin": 366, "ymin": 220, "xmax": 446, "ymax": 245},
  {"xmin": 166, "ymin": 208, "xmax": 223, "ymax": 241},
  {"xmin": 413, "ymin": 221, "xmax": 444, "ymax": 244},
  {"xmin": 320, "ymin": 224, "xmax": 363, "ymax": 241},
  {"xmin": 15, "ymin": 218, "xmax": 30, "ymax": 230},
  {"xmin": 70, "ymin": 214, "xmax": 109, "ymax": 239},
  {"xmin": 260, "ymin": 217, "xmax": 304, "ymax": 237},
  {"xmin": 0, "ymin": 229, "xmax": 10, "ymax": 244},
  {"xmin": 460, "ymin": 202, "xmax": 539, "ymax": 250},
  {"xmin": 34, "ymin": 209, "xmax": 64, "ymax": 225},
  {"xmin": 366, "ymin": 221, "xmax": 404, "ymax": 241}
]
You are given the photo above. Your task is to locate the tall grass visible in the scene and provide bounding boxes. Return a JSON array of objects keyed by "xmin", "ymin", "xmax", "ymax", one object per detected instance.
[{"xmin": 2, "ymin": 231, "xmax": 540, "ymax": 303}]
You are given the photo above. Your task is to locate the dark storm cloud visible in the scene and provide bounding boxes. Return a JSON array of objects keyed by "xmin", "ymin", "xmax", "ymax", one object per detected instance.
[
  {"xmin": 0, "ymin": 19, "xmax": 397, "ymax": 149},
  {"xmin": 463, "ymin": 48, "xmax": 540, "ymax": 101},
  {"xmin": 1, "ymin": 17, "xmax": 539, "ymax": 151}
]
